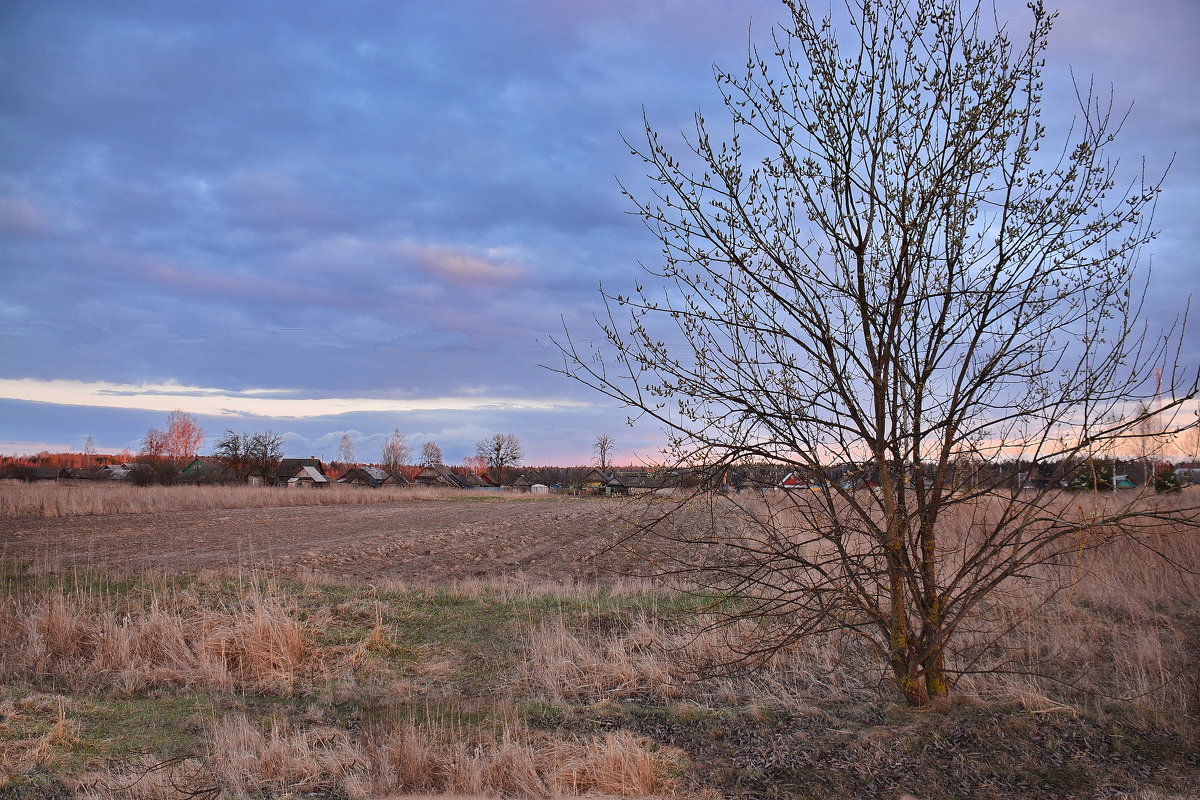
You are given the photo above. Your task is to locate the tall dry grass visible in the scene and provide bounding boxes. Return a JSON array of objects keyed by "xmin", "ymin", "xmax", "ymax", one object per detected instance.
[
  {"xmin": 523, "ymin": 513, "xmax": 1199, "ymax": 719},
  {"xmin": 0, "ymin": 581, "xmax": 323, "ymax": 695},
  {"xmin": 0, "ymin": 482, "xmax": 535, "ymax": 519},
  {"xmin": 954, "ymin": 525, "xmax": 1200, "ymax": 718},
  {"xmin": 79, "ymin": 715, "xmax": 683, "ymax": 800},
  {"xmin": 523, "ymin": 614, "xmax": 879, "ymax": 708}
]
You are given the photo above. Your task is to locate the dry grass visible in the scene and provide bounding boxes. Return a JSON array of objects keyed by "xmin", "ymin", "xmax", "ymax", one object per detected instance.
[
  {"xmin": 955, "ymin": 526, "xmax": 1200, "ymax": 719},
  {"xmin": 77, "ymin": 715, "xmax": 683, "ymax": 799},
  {"xmin": 0, "ymin": 693, "xmax": 79, "ymax": 780},
  {"xmin": 0, "ymin": 482, "xmax": 538, "ymax": 519},
  {"xmin": 522, "ymin": 519, "xmax": 1199, "ymax": 720},
  {"xmin": 523, "ymin": 614, "xmax": 878, "ymax": 709},
  {"xmin": 0, "ymin": 581, "xmax": 323, "ymax": 695}
]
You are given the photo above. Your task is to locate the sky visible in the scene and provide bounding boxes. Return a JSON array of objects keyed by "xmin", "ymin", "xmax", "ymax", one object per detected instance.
[{"xmin": 1, "ymin": 0, "xmax": 1197, "ymax": 466}]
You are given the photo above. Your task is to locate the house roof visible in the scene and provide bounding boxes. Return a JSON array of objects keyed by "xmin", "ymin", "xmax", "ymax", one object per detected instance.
[
  {"xmin": 461, "ymin": 472, "xmax": 497, "ymax": 487},
  {"xmin": 511, "ymin": 471, "xmax": 544, "ymax": 486},
  {"xmin": 579, "ymin": 468, "xmax": 611, "ymax": 484},
  {"xmin": 289, "ymin": 465, "xmax": 329, "ymax": 483},
  {"xmin": 414, "ymin": 464, "xmax": 469, "ymax": 488},
  {"xmin": 276, "ymin": 458, "xmax": 325, "ymax": 479},
  {"xmin": 336, "ymin": 466, "xmax": 407, "ymax": 486},
  {"xmin": 27, "ymin": 467, "xmax": 68, "ymax": 480}
]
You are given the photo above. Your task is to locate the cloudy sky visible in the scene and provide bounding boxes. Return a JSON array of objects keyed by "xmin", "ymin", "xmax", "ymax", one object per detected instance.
[{"xmin": 2, "ymin": 0, "xmax": 1197, "ymax": 465}]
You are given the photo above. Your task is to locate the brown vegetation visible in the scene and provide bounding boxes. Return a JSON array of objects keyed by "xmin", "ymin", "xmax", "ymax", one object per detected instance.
[
  {"xmin": 1, "ymin": 493, "xmax": 1197, "ymax": 798},
  {"xmin": 0, "ymin": 482, "xmax": 530, "ymax": 519},
  {"xmin": 74, "ymin": 717, "xmax": 682, "ymax": 800}
]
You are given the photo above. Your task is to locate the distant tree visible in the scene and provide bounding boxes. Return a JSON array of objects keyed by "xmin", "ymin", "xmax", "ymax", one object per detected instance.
[
  {"xmin": 463, "ymin": 454, "xmax": 488, "ymax": 474},
  {"xmin": 213, "ymin": 431, "xmax": 250, "ymax": 480},
  {"xmin": 163, "ymin": 410, "xmax": 204, "ymax": 463},
  {"xmin": 476, "ymin": 433, "xmax": 524, "ymax": 485},
  {"xmin": 592, "ymin": 433, "xmax": 615, "ymax": 471},
  {"xmin": 247, "ymin": 431, "xmax": 285, "ymax": 480},
  {"xmin": 139, "ymin": 428, "xmax": 166, "ymax": 458},
  {"xmin": 214, "ymin": 430, "xmax": 284, "ymax": 482},
  {"xmin": 1154, "ymin": 464, "xmax": 1183, "ymax": 494},
  {"xmin": 420, "ymin": 441, "xmax": 444, "ymax": 467},
  {"xmin": 337, "ymin": 433, "xmax": 356, "ymax": 465},
  {"xmin": 84, "ymin": 435, "xmax": 96, "ymax": 455},
  {"xmin": 379, "ymin": 429, "xmax": 411, "ymax": 472},
  {"xmin": 1069, "ymin": 460, "xmax": 1116, "ymax": 492}
]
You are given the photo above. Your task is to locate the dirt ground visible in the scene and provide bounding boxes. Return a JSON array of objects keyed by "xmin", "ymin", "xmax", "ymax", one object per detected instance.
[{"xmin": 0, "ymin": 496, "xmax": 664, "ymax": 584}]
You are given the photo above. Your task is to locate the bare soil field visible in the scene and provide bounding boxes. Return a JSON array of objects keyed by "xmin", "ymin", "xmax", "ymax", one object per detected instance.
[{"xmin": 0, "ymin": 496, "xmax": 654, "ymax": 584}]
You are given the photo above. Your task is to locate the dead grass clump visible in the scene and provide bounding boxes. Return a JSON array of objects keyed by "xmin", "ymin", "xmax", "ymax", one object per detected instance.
[
  {"xmin": 523, "ymin": 614, "xmax": 880, "ymax": 708},
  {"xmin": 366, "ymin": 720, "xmax": 682, "ymax": 797},
  {"xmin": 1, "ymin": 586, "xmax": 318, "ymax": 695},
  {"xmin": 434, "ymin": 574, "xmax": 663, "ymax": 602},
  {"xmin": 192, "ymin": 715, "xmax": 683, "ymax": 798},
  {"xmin": 549, "ymin": 731, "xmax": 682, "ymax": 796},
  {"xmin": 74, "ymin": 756, "xmax": 215, "ymax": 800},
  {"xmin": 211, "ymin": 715, "xmax": 370, "ymax": 799},
  {"xmin": 952, "ymin": 525, "xmax": 1200, "ymax": 720},
  {"xmin": 0, "ymin": 694, "xmax": 78, "ymax": 779},
  {"xmin": 523, "ymin": 616, "xmax": 681, "ymax": 703}
]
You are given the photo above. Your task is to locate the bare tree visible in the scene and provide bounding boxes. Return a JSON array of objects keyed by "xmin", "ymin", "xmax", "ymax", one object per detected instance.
[
  {"xmin": 214, "ymin": 430, "xmax": 284, "ymax": 483},
  {"xmin": 84, "ymin": 435, "xmax": 96, "ymax": 456},
  {"xmin": 553, "ymin": 0, "xmax": 1198, "ymax": 705},
  {"xmin": 246, "ymin": 431, "xmax": 285, "ymax": 480},
  {"xmin": 476, "ymin": 433, "xmax": 524, "ymax": 485},
  {"xmin": 419, "ymin": 440, "xmax": 444, "ymax": 467},
  {"xmin": 379, "ymin": 429, "xmax": 411, "ymax": 472},
  {"xmin": 139, "ymin": 428, "xmax": 166, "ymax": 458},
  {"xmin": 163, "ymin": 410, "xmax": 204, "ymax": 463},
  {"xmin": 593, "ymin": 433, "xmax": 615, "ymax": 471},
  {"xmin": 337, "ymin": 433, "xmax": 356, "ymax": 465}
]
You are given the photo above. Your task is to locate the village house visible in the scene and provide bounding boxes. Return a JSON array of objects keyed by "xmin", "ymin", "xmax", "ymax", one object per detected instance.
[
  {"xmin": 510, "ymin": 471, "xmax": 546, "ymax": 492},
  {"xmin": 179, "ymin": 456, "xmax": 232, "ymax": 484},
  {"xmin": 779, "ymin": 472, "xmax": 823, "ymax": 491},
  {"xmin": 335, "ymin": 466, "xmax": 410, "ymax": 488},
  {"xmin": 460, "ymin": 471, "xmax": 499, "ymax": 489},
  {"xmin": 412, "ymin": 464, "xmax": 469, "ymax": 488},
  {"xmin": 274, "ymin": 458, "xmax": 329, "ymax": 488}
]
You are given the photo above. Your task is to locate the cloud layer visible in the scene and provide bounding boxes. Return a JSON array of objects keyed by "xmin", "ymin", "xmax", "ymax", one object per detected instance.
[{"xmin": 1, "ymin": 0, "xmax": 1196, "ymax": 463}]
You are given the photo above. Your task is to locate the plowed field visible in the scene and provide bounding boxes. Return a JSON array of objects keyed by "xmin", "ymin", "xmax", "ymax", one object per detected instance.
[{"xmin": 0, "ymin": 496, "xmax": 663, "ymax": 583}]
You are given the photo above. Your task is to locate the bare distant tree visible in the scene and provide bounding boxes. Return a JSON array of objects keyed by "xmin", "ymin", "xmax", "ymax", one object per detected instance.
[
  {"xmin": 476, "ymin": 433, "xmax": 524, "ymax": 484},
  {"xmin": 379, "ymin": 429, "xmax": 411, "ymax": 472},
  {"xmin": 139, "ymin": 428, "xmax": 166, "ymax": 458},
  {"xmin": 162, "ymin": 410, "xmax": 204, "ymax": 463},
  {"xmin": 247, "ymin": 431, "xmax": 285, "ymax": 480},
  {"xmin": 83, "ymin": 435, "xmax": 96, "ymax": 456},
  {"xmin": 420, "ymin": 440, "xmax": 444, "ymax": 467},
  {"xmin": 337, "ymin": 433, "xmax": 356, "ymax": 465},
  {"xmin": 214, "ymin": 430, "xmax": 284, "ymax": 483},
  {"xmin": 592, "ymin": 433, "xmax": 615, "ymax": 471},
  {"xmin": 553, "ymin": 0, "xmax": 1198, "ymax": 706}
]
